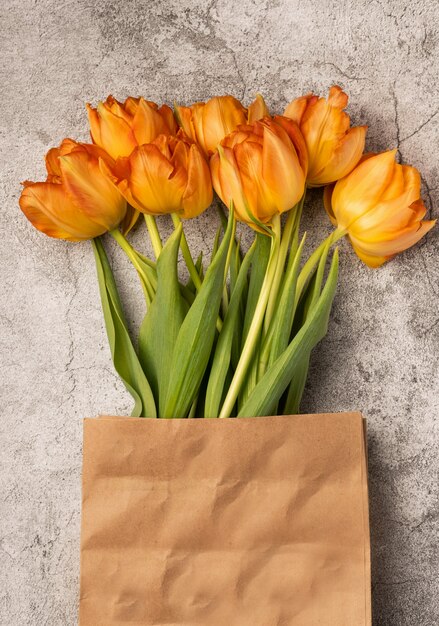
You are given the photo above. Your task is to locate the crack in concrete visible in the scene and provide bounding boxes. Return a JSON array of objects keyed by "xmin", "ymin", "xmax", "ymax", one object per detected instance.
[
  {"xmin": 409, "ymin": 511, "xmax": 439, "ymax": 534},
  {"xmin": 400, "ymin": 108, "xmax": 439, "ymax": 144},
  {"xmin": 62, "ymin": 246, "xmax": 79, "ymax": 408},
  {"xmin": 420, "ymin": 252, "xmax": 438, "ymax": 297},
  {"xmin": 323, "ymin": 62, "xmax": 368, "ymax": 82},
  {"xmin": 391, "ymin": 81, "xmax": 401, "ymax": 154}
]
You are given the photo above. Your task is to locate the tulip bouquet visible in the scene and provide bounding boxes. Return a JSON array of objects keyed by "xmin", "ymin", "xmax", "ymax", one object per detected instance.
[
  {"xmin": 20, "ymin": 87, "xmax": 435, "ymax": 419},
  {"xmin": 21, "ymin": 85, "xmax": 434, "ymax": 625}
]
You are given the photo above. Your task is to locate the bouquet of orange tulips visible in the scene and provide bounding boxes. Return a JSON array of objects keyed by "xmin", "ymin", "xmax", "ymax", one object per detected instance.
[{"xmin": 19, "ymin": 87, "xmax": 435, "ymax": 418}]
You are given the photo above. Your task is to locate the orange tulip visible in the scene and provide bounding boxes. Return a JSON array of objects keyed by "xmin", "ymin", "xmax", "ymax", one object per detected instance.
[
  {"xmin": 19, "ymin": 139, "xmax": 127, "ymax": 241},
  {"xmin": 284, "ymin": 85, "xmax": 366, "ymax": 187},
  {"xmin": 324, "ymin": 150, "xmax": 436, "ymax": 267},
  {"xmin": 112, "ymin": 132, "xmax": 213, "ymax": 219},
  {"xmin": 210, "ymin": 116, "xmax": 308, "ymax": 226},
  {"xmin": 175, "ymin": 94, "xmax": 269, "ymax": 157},
  {"xmin": 86, "ymin": 95, "xmax": 177, "ymax": 160}
]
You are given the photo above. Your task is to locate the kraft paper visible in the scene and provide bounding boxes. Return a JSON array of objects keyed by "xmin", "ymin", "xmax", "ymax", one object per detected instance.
[{"xmin": 79, "ymin": 413, "xmax": 371, "ymax": 625}]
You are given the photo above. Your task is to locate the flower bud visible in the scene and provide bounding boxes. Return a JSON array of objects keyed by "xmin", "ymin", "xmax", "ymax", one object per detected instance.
[
  {"xmin": 175, "ymin": 94, "xmax": 269, "ymax": 156},
  {"xmin": 284, "ymin": 85, "xmax": 366, "ymax": 186},
  {"xmin": 19, "ymin": 139, "xmax": 127, "ymax": 240},
  {"xmin": 210, "ymin": 116, "xmax": 307, "ymax": 226},
  {"xmin": 324, "ymin": 150, "xmax": 436, "ymax": 267},
  {"xmin": 87, "ymin": 95, "xmax": 177, "ymax": 160},
  {"xmin": 113, "ymin": 132, "xmax": 213, "ymax": 219}
]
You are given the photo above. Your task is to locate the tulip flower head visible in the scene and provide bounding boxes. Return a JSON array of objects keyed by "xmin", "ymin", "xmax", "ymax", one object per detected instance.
[
  {"xmin": 113, "ymin": 132, "xmax": 213, "ymax": 219},
  {"xmin": 210, "ymin": 115, "xmax": 308, "ymax": 228},
  {"xmin": 19, "ymin": 139, "xmax": 127, "ymax": 241},
  {"xmin": 284, "ymin": 85, "xmax": 366, "ymax": 187},
  {"xmin": 87, "ymin": 95, "xmax": 178, "ymax": 160},
  {"xmin": 175, "ymin": 94, "xmax": 269, "ymax": 157},
  {"xmin": 324, "ymin": 150, "xmax": 436, "ymax": 267}
]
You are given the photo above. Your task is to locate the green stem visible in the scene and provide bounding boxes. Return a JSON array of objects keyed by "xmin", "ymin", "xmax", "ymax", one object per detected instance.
[
  {"xmin": 264, "ymin": 196, "xmax": 304, "ymax": 334},
  {"xmin": 135, "ymin": 251, "xmax": 156, "ymax": 270},
  {"xmin": 221, "ymin": 283, "xmax": 229, "ymax": 318},
  {"xmin": 144, "ymin": 215, "xmax": 163, "ymax": 259},
  {"xmin": 188, "ymin": 393, "xmax": 198, "ymax": 418},
  {"xmin": 289, "ymin": 193, "xmax": 305, "ymax": 258},
  {"xmin": 109, "ymin": 229, "xmax": 154, "ymax": 305},
  {"xmin": 294, "ymin": 227, "xmax": 345, "ymax": 308},
  {"xmin": 221, "ymin": 224, "xmax": 237, "ymax": 319},
  {"xmin": 171, "ymin": 213, "xmax": 202, "ymax": 291},
  {"xmin": 216, "ymin": 204, "xmax": 228, "ymax": 229},
  {"xmin": 218, "ymin": 215, "xmax": 281, "ymax": 418},
  {"xmin": 172, "ymin": 213, "xmax": 224, "ymax": 332},
  {"xmin": 258, "ymin": 197, "xmax": 305, "ymax": 377}
]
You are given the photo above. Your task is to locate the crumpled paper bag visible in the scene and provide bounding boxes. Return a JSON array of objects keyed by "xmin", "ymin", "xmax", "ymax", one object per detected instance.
[{"xmin": 79, "ymin": 413, "xmax": 371, "ymax": 625}]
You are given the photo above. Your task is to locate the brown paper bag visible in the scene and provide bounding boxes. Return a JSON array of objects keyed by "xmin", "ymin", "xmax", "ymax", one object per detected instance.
[{"xmin": 79, "ymin": 413, "xmax": 371, "ymax": 625}]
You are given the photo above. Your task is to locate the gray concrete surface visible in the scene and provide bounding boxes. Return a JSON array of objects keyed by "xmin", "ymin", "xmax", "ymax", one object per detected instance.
[{"xmin": 1, "ymin": 0, "xmax": 438, "ymax": 623}]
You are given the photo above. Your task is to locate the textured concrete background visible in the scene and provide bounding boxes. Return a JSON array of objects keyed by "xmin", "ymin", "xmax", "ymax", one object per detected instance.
[{"xmin": 1, "ymin": 0, "xmax": 438, "ymax": 624}]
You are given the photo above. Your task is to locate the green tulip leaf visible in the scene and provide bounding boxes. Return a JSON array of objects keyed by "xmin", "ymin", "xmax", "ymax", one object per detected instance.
[
  {"xmin": 260, "ymin": 234, "xmax": 306, "ymax": 377},
  {"xmin": 92, "ymin": 238, "xmax": 157, "ymax": 418},
  {"xmin": 163, "ymin": 212, "xmax": 235, "ymax": 418},
  {"xmin": 204, "ymin": 239, "xmax": 255, "ymax": 418},
  {"xmin": 241, "ymin": 232, "xmax": 271, "ymax": 347},
  {"xmin": 238, "ymin": 249, "xmax": 339, "ymax": 418},
  {"xmin": 237, "ymin": 232, "xmax": 271, "ymax": 409},
  {"xmin": 281, "ymin": 239, "xmax": 331, "ymax": 414},
  {"xmin": 139, "ymin": 225, "xmax": 187, "ymax": 414},
  {"xmin": 186, "ymin": 252, "xmax": 204, "ymax": 294}
]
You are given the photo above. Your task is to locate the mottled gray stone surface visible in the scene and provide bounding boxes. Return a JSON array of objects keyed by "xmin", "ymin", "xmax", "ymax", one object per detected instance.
[{"xmin": 1, "ymin": 0, "xmax": 438, "ymax": 624}]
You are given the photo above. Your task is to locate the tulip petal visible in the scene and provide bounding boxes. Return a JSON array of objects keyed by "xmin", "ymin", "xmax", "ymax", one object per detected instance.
[
  {"xmin": 174, "ymin": 104, "xmax": 197, "ymax": 142},
  {"xmin": 350, "ymin": 219, "xmax": 435, "ymax": 266},
  {"xmin": 329, "ymin": 147, "xmax": 435, "ymax": 267},
  {"xmin": 45, "ymin": 147, "xmax": 63, "ymax": 179},
  {"xmin": 170, "ymin": 137, "xmax": 190, "ymax": 170},
  {"xmin": 117, "ymin": 179, "xmax": 143, "ymax": 213},
  {"xmin": 124, "ymin": 96, "xmax": 141, "ymax": 116},
  {"xmin": 332, "ymin": 150, "xmax": 398, "ymax": 229},
  {"xmin": 247, "ymin": 94, "xmax": 269, "ymax": 122},
  {"xmin": 59, "ymin": 151, "xmax": 126, "ymax": 229},
  {"xmin": 105, "ymin": 95, "xmax": 133, "ymax": 123},
  {"xmin": 323, "ymin": 183, "xmax": 337, "ymax": 226},
  {"xmin": 383, "ymin": 164, "xmax": 420, "ymax": 204},
  {"xmin": 284, "ymin": 87, "xmax": 364, "ymax": 187},
  {"xmin": 328, "ymin": 85, "xmax": 349, "ymax": 109},
  {"xmin": 348, "ymin": 243, "xmax": 388, "ymax": 268},
  {"xmin": 211, "ymin": 146, "xmax": 249, "ymax": 223},
  {"xmin": 261, "ymin": 123, "xmax": 305, "ymax": 214},
  {"xmin": 202, "ymin": 96, "xmax": 247, "ymax": 155},
  {"xmin": 192, "ymin": 103, "xmax": 210, "ymax": 155},
  {"xmin": 212, "ymin": 117, "xmax": 308, "ymax": 226},
  {"xmin": 235, "ymin": 140, "xmax": 273, "ymax": 221},
  {"xmin": 86, "ymin": 104, "xmax": 103, "ymax": 148},
  {"xmin": 121, "ymin": 205, "xmax": 140, "ymax": 235},
  {"xmin": 350, "ymin": 192, "xmax": 425, "ymax": 239},
  {"xmin": 378, "ymin": 160, "xmax": 405, "ymax": 200},
  {"xmin": 309, "ymin": 125, "xmax": 367, "ymax": 186},
  {"xmin": 19, "ymin": 182, "xmax": 105, "ymax": 240},
  {"xmin": 45, "ymin": 139, "xmax": 80, "ymax": 180},
  {"xmin": 182, "ymin": 144, "xmax": 213, "ymax": 218},
  {"xmin": 128, "ymin": 144, "xmax": 183, "ymax": 214},
  {"xmin": 158, "ymin": 104, "xmax": 178, "ymax": 135},
  {"xmin": 273, "ymin": 116, "xmax": 309, "ymax": 178},
  {"xmin": 301, "ymin": 98, "xmax": 350, "ymax": 166},
  {"xmin": 132, "ymin": 98, "xmax": 172, "ymax": 145},
  {"xmin": 283, "ymin": 94, "xmax": 315, "ymax": 125},
  {"xmin": 88, "ymin": 101, "xmax": 136, "ymax": 159}
]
